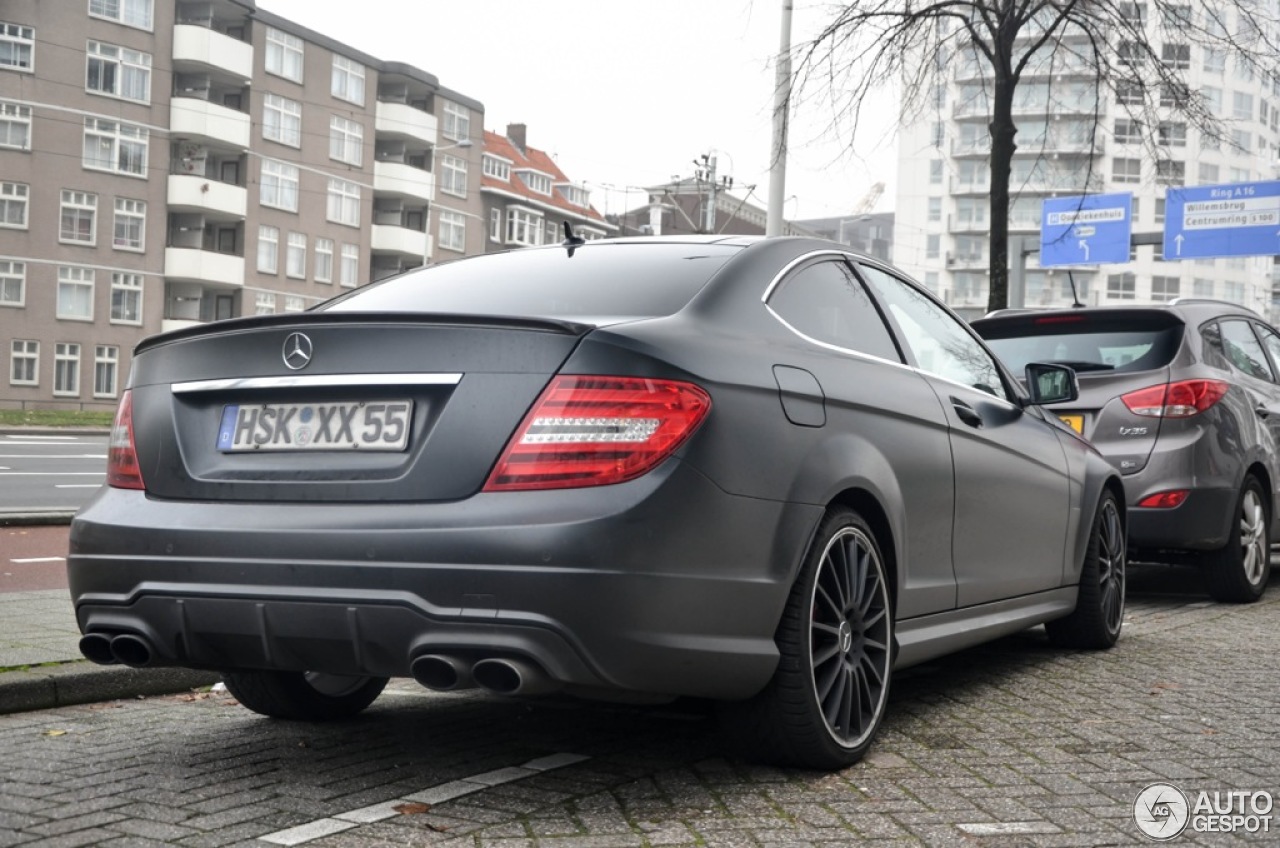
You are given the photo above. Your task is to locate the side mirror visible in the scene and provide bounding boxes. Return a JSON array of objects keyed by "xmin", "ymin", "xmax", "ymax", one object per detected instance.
[{"xmin": 1024, "ymin": 362, "xmax": 1079, "ymax": 406}]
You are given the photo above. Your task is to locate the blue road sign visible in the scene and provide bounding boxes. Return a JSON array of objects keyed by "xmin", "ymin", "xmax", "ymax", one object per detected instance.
[
  {"xmin": 1040, "ymin": 193, "xmax": 1133, "ymax": 267},
  {"xmin": 1163, "ymin": 181, "xmax": 1280, "ymax": 260}
]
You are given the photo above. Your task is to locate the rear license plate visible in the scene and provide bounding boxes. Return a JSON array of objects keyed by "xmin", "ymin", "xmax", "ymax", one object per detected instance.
[
  {"xmin": 217, "ymin": 401, "xmax": 412, "ymax": 452},
  {"xmin": 1058, "ymin": 414, "xmax": 1084, "ymax": 434}
]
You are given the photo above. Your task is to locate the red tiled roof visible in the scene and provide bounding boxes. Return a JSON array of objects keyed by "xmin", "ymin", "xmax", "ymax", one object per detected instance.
[{"xmin": 480, "ymin": 130, "xmax": 609, "ymax": 225}]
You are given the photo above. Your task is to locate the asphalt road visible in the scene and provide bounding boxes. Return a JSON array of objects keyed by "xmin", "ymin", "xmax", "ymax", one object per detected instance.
[{"xmin": 0, "ymin": 433, "xmax": 107, "ymax": 512}]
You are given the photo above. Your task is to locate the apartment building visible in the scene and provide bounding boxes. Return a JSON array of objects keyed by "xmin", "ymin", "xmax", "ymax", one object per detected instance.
[
  {"xmin": 0, "ymin": 0, "xmax": 483, "ymax": 411},
  {"xmin": 893, "ymin": 7, "xmax": 1280, "ymax": 319}
]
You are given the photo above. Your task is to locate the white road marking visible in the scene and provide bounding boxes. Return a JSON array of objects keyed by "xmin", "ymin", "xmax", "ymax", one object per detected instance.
[
  {"xmin": 0, "ymin": 454, "xmax": 106, "ymax": 458},
  {"xmin": 55, "ymin": 484, "xmax": 103, "ymax": 489},
  {"xmin": 258, "ymin": 752, "xmax": 590, "ymax": 845},
  {"xmin": 0, "ymin": 472, "xmax": 104, "ymax": 476},
  {"xmin": 10, "ymin": 557, "xmax": 66, "ymax": 564},
  {"xmin": 3, "ymin": 435, "xmax": 78, "ymax": 441},
  {"xmin": 958, "ymin": 822, "xmax": 1062, "ymax": 836}
]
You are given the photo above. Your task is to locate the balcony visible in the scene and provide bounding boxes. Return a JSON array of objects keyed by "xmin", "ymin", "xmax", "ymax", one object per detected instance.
[
  {"xmin": 375, "ymin": 101, "xmax": 439, "ymax": 144},
  {"xmin": 165, "ymin": 247, "xmax": 244, "ymax": 287},
  {"xmin": 170, "ymin": 98, "xmax": 250, "ymax": 149},
  {"xmin": 172, "ymin": 24, "xmax": 253, "ymax": 83},
  {"xmin": 371, "ymin": 224, "xmax": 428, "ymax": 258},
  {"xmin": 373, "ymin": 160, "xmax": 435, "ymax": 202},
  {"xmin": 167, "ymin": 174, "xmax": 247, "ymax": 220}
]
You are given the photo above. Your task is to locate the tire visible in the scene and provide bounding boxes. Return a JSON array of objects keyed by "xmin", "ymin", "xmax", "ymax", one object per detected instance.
[
  {"xmin": 728, "ymin": 507, "xmax": 894, "ymax": 769},
  {"xmin": 222, "ymin": 670, "xmax": 388, "ymax": 721},
  {"xmin": 1204, "ymin": 475, "xmax": 1271, "ymax": 603},
  {"xmin": 1046, "ymin": 490, "xmax": 1126, "ymax": 649}
]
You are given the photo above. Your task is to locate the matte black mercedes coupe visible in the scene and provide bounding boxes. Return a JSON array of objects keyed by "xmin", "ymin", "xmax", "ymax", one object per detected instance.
[{"xmin": 69, "ymin": 235, "xmax": 1126, "ymax": 769}]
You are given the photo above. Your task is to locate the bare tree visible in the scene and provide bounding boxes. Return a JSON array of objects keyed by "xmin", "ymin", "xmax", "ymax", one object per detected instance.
[{"xmin": 793, "ymin": 1, "xmax": 1280, "ymax": 312}]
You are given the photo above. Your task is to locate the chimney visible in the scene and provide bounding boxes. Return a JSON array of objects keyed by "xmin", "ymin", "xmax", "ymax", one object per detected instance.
[{"xmin": 506, "ymin": 123, "xmax": 527, "ymax": 152}]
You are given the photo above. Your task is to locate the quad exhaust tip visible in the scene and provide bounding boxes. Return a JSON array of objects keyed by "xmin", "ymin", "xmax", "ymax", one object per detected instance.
[
  {"xmin": 471, "ymin": 657, "xmax": 558, "ymax": 696},
  {"xmin": 410, "ymin": 654, "xmax": 474, "ymax": 691},
  {"xmin": 78, "ymin": 633, "xmax": 118, "ymax": 665}
]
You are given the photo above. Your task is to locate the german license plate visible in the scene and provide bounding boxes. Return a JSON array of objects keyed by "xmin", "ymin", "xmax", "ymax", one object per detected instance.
[
  {"xmin": 1058, "ymin": 414, "xmax": 1084, "ymax": 434},
  {"xmin": 217, "ymin": 401, "xmax": 412, "ymax": 452}
]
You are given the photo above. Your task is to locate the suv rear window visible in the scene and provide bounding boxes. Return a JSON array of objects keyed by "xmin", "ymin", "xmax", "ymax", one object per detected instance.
[
  {"xmin": 323, "ymin": 242, "xmax": 740, "ymax": 320},
  {"xmin": 975, "ymin": 312, "xmax": 1183, "ymax": 374}
]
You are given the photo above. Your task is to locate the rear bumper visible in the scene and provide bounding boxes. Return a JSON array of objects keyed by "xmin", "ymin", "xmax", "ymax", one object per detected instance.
[
  {"xmin": 1126, "ymin": 486, "xmax": 1236, "ymax": 552},
  {"xmin": 68, "ymin": 462, "xmax": 820, "ymax": 700}
]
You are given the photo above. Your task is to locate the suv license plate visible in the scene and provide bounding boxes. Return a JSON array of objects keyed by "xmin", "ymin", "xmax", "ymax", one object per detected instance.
[{"xmin": 217, "ymin": 401, "xmax": 413, "ymax": 452}]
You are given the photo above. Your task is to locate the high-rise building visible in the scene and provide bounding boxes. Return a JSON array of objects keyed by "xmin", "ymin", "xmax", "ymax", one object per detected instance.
[
  {"xmin": 0, "ymin": 0, "xmax": 484, "ymax": 410},
  {"xmin": 892, "ymin": 9, "xmax": 1280, "ymax": 321}
]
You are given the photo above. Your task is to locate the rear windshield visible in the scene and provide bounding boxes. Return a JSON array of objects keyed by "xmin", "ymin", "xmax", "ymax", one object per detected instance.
[
  {"xmin": 323, "ymin": 242, "xmax": 740, "ymax": 320},
  {"xmin": 976, "ymin": 314, "xmax": 1183, "ymax": 374}
]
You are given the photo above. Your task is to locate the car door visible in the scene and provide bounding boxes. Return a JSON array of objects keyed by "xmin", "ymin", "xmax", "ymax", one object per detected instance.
[
  {"xmin": 1217, "ymin": 319, "xmax": 1280, "ymax": 504},
  {"xmin": 764, "ymin": 256, "xmax": 958, "ymax": 617},
  {"xmin": 856, "ymin": 263, "xmax": 1074, "ymax": 607}
]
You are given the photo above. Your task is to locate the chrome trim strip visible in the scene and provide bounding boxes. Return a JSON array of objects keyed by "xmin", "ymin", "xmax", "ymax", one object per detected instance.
[{"xmin": 171, "ymin": 373, "xmax": 464, "ymax": 394}]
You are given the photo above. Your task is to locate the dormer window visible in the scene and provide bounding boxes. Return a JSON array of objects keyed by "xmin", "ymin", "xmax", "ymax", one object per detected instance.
[
  {"xmin": 483, "ymin": 154, "xmax": 511, "ymax": 181},
  {"xmin": 516, "ymin": 169, "xmax": 552, "ymax": 195},
  {"xmin": 556, "ymin": 183, "xmax": 590, "ymax": 208}
]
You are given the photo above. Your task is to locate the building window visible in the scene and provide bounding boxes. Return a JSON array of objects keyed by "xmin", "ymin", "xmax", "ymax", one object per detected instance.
[
  {"xmin": 1193, "ymin": 278, "xmax": 1214, "ymax": 297},
  {"xmin": 929, "ymin": 159, "xmax": 943, "ymax": 184},
  {"xmin": 284, "ymin": 295, "xmax": 305, "ymax": 313},
  {"xmin": 1199, "ymin": 162, "xmax": 1219, "ymax": 184},
  {"xmin": 339, "ymin": 244, "xmax": 359, "ymax": 287},
  {"xmin": 263, "ymin": 93, "xmax": 302, "ymax": 147},
  {"xmin": 83, "ymin": 118, "xmax": 147, "ymax": 176},
  {"xmin": 94, "ymin": 345, "xmax": 118, "ymax": 398},
  {"xmin": 439, "ymin": 211, "xmax": 465, "ymax": 252},
  {"xmin": 89, "ymin": 0, "xmax": 153, "ymax": 30},
  {"xmin": 1160, "ymin": 83, "xmax": 1188, "ymax": 108},
  {"xmin": 545, "ymin": 221, "xmax": 558, "ymax": 245},
  {"xmin": 1223, "ymin": 281, "xmax": 1244, "ymax": 303},
  {"xmin": 0, "ymin": 22, "xmax": 35, "ymax": 71},
  {"xmin": 482, "ymin": 155, "xmax": 511, "ymax": 181},
  {"xmin": 443, "ymin": 101, "xmax": 470, "ymax": 142},
  {"xmin": 86, "ymin": 41, "xmax": 151, "ymax": 103},
  {"xmin": 1234, "ymin": 91, "xmax": 1254, "ymax": 121},
  {"xmin": 505, "ymin": 208, "xmax": 542, "ymax": 246},
  {"xmin": 57, "ymin": 267, "xmax": 94, "ymax": 320},
  {"xmin": 489, "ymin": 207, "xmax": 501, "ymax": 241},
  {"xmin": 260, "ymin": 159, "xmax": 299, "ymax": 212},
  {"xmin": 1116, "ymin": 82, "xmax": 1143, "ymax": 106},
  {"xmin": 518, "ymin": 171, "xmax": 552, "ymax": 195},
  {"xmin": 331, "ymin": 55, "xmax": 365, "ymax": 105},
  {"xmin": 926, "ymin": 234, "xmax": 940, "ymax": 259},
  {"xmin": 60, "ymin": 190, "xmax": 98, "ymax": 245},
  {"xmin": 286, "ymin": 232, "xmax": 306, "ymax": 279},
  {"xmin": 0, "ymin": 101, "xmax": 32, "ymax": 150},
  {"xmin": 315, "ymin": 237, "xmax": 333, "ymax": 283},
  {"xmin": 10, "ymin": 339, "xmax": 37, "ymax": 385},
  {"xmin": 0, "ymin": 259, "xmax": 25, "ymax": 306},
  {"xmin": 1156, "ymin": 160, "xmax": 1185, "ymax": 185},
  {"xmin": 257, "ymin": 225, "xmax": 279, "ymax": 274},
  {"xmin": 1157, "ymin": 121, "xmax": 1187, "ymax": 147},
  {"xmin": 1114, "ymin": 119, "xmax": 1142, "ymax": 144},
  {"xmin": 327, "ymin": 178, "xmax": 361, "ymax": 226},
  {"xmin": 1107, "ymin": 272, "xmax": 1136, "ymax": 300},
  {"xmin": 254, "ymin": 292, "xmax": 276, "ymax": 315},
  {"xmin": 439, "ymin": 155, "xmax": 467, "ymax": 198},
  {"xmin": 112, "ymin": 198, "xmax": 145, "ymax": 251},
  {"xmin": 109, "ymin": 272, "xmax": 142, "ymax": 324},
  {"xmin": 265, "ymin": 27, "xmax": 303, "ymax": 82},
  {"xmin": 1160, "ymin": 43, "xmax": 1190, "ymax": 70},
  {"xmin": 54, "ymin": 343, "xmax": 82, "ymax": 396},
  {"xmin": 927, "ymin": 197, "xmax": 942, "ymax": 223},
  {"xmin": 329, "ymin": 115, "xmax": 363, "ymax": 165},
  {"xmin": 0, "ymin": 182, "xmax": 28, "ymax": 229},
  {"xmin": 1151, "ymin": 275, "xmax": 1180, "ymax": 302},
  {"xmin": 1113, "ymin": 157, "xmax": 1141, "ymax": 184},
  {"xmin": 1203, "ymin": 47, "xmax": 1226, "ymax": 74},
  {"xmin": 1155, "ymin": 197, "xmax": 1165, "ymax": 224}
]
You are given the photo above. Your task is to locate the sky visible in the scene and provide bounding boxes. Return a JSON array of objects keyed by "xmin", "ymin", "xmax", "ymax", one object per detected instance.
[{"xmin": 255, "ymin": 0, "xmax": 899, "ymax": 222}]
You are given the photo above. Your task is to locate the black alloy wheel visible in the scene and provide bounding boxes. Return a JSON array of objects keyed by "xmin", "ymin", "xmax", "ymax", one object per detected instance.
[
  {"xmin": 1047, "ymin": 490, "xmax": 1126, "ymax": 649},
  {"xmin": 222, "ymin": 670, "xmax": 388, "ymax": 720}
]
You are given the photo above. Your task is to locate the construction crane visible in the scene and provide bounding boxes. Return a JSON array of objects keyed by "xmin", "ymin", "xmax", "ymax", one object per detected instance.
[{"xmin": 852, "ymin": 182, "xmax": 885, "ymax": 216}]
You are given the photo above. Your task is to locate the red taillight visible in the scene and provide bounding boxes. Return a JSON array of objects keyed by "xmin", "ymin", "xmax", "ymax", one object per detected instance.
[
  {"xmin": 106, "ymin": 390, "xmax": 144, "ymax": 490},
  {"xmin": 483, "ymin": 376, "xmax": 712, "ymax": 491},
  {"xmin": 1120, "ymin": 379, "xmax": 1229, "ymax": 418},
  {"xmin": 1138, "ymin": 490, "xmax": 1190, "ymax": 509}
]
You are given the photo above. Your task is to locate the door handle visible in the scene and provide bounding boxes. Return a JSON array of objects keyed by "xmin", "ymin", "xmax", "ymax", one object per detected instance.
[
  {"xmin": 950, "ymin": 396, "xmax": 983, "ymax": 429},
  {"xmin": 1257, "ymin": 406, "xmax": 1272, "ymax": 419}
]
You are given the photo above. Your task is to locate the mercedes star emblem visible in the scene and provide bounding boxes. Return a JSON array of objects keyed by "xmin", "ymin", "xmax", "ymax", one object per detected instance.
[{"xmin": 282, "ymin": 332, "xmax": 313, "ymax": 370}]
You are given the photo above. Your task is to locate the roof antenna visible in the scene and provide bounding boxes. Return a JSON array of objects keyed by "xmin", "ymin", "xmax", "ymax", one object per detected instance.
[
  {"xmin": 1067, "ymin": 270, "xmax": 1085, "ymax": 308},
  {"xmin": 561, "ymin": 221, "xmax": 585, "ymax": 257}
]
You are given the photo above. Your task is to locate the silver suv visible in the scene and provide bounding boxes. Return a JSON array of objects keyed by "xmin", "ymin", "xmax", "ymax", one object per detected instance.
[{"xmin": 973, "ymin": 299, "xmax": 1277, "ymax": 602}]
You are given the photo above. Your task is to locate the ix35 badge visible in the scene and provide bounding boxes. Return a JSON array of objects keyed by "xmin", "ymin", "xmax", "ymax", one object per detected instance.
[{"xmin": 283, "ymin": 333, "xmax": 313, "ymax": 371}]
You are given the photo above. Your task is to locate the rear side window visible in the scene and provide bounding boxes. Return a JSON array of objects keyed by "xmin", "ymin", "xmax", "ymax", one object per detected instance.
[
  {"xmin": 977, "ymin": 315, "xmax": 1182, "ymax": 374},
  {"xmin": 323, "ymin": 243, "xmax": 740, "ymax": 320},
  {"xmin": 766, "ymin": 259, "xmax": 901, "ymax": 361},
  {"xmin": 1218, "ymin": 319, "xmax": 1275, "ymax": 382}
]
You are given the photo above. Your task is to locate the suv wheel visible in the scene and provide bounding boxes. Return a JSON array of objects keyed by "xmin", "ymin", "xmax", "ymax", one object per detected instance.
[{"xmin": 1204, "ymin": 475, "xmax": 1271, "ymax": 603}]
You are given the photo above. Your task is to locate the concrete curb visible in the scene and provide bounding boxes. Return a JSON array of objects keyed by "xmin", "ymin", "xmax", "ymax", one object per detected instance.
[
  {"xmin": 0, "ymin": 662, "xmax": 221, "ymax": 715},
  {"xmin": 0, "ymin": 511, "xmax": 75, "ymax": 527}
]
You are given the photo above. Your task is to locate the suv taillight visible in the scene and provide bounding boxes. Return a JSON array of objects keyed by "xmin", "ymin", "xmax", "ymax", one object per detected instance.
[
  {"xmin": 106, "ymin": 390, "xmax": 144, "ymax": 490},
  {"xmin": 1120, "ymin": 379, "xmax": 1229, "ymax": 418},
  {"xmin": 483, "ymin": 375, "xmax": 711, "ymax": 491}
]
